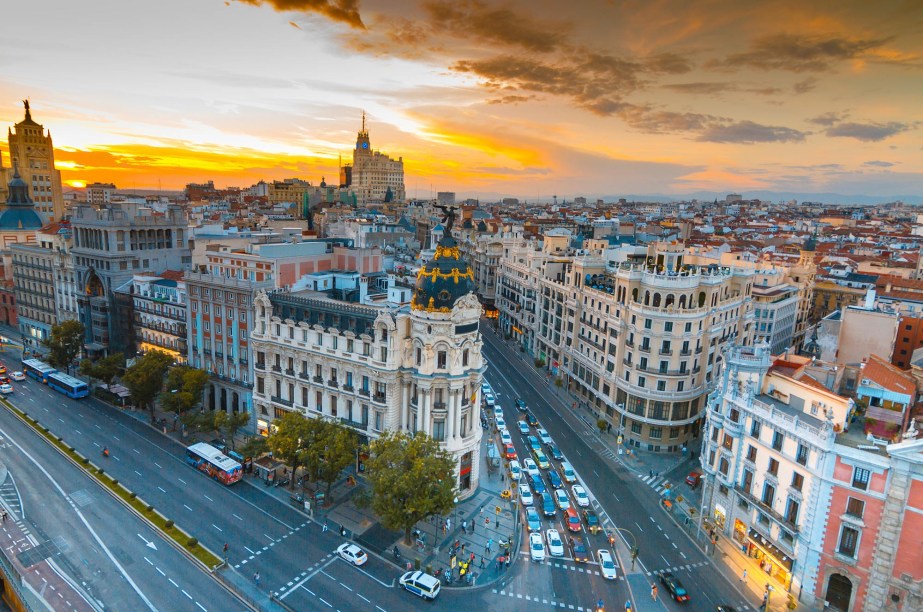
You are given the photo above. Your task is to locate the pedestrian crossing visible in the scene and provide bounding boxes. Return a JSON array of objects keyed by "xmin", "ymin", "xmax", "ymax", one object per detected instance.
[
  {"xmin": 638, "ymin": 472, "xmax": 673, "ymax": 496},
  {"xmin": 645, "ymin": 560, "xmax": 709, "ymax": 576},
  {"xmin": 491, "ymin": 588, "xmax": 590, "ymax": 609}
]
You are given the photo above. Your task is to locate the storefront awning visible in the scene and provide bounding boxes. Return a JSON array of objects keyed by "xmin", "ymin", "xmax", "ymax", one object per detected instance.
[{"xmin": 748, "ymin": 527, "xmax": 794, "ymax": 572}]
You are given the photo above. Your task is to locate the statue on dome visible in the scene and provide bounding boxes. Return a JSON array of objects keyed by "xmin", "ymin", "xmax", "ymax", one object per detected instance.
[{"xmin": 434, "ymin": 204, "xmax": 457, "ymax": 234}]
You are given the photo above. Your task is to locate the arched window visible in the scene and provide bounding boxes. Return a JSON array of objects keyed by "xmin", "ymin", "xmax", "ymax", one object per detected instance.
[
  {"xmin": 679, "ymin": 295, "xmax": 687, "ymax": 309},
  {"xmin": 632, "ymin": 288, "xmax": 639, "ymax": 302},
  {"xmin": 665, "ymin": 294, "xmax": 675, "ymax": 308},
  {"xmin": 698, "ymin": 292, "xmax": 706, "ymax": 308},
  {"xmin": 652, "ymin": 293, "xmax": 662, "ymax": 307}
]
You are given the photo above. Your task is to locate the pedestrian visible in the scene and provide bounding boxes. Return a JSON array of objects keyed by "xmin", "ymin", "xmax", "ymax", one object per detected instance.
[
  {"xmin": 461, "ymin": 543, "xmax": 466, "ymax": 555},
  {"xmin": 322, "ymin": 520, "xmax": 329, "ymax": 532},
  {"xmin": 484, "ymin": 517, "xmax": 490, "ymax": 527},
  {"xmin": 505, "ymin": 556, "xmax": 510, "ymax": 568},
  {"xmin": 446, "ymin": 517, "xmax": 451, "ymax": 531},
  {"xmin": 487, "ymin": 538, "xmax": 493, "ymax": 552},
  {"xmin": 496, "ymin": 559, "xmax": 501, "ymax": 571},
  {"xmin": 340, "ymin": 525, "xmax": 346, "ymax": 537},
  {"xmin": 462, "ymin": 519, "xmax": 467, "ymax": 532},
  {"xmin": 649, "ymin": 469, "xmax": 653, "ymax": 478},
  {"xmin": 651, "ymin": 584, "xmax": 658, "ymax": 601},
  {"xmin": 741, "ymin": 569, "xmax": 748, "ymax": 583},
  {"xmin": 480, "ymin": 556, "xmax": 485, "ymax": 569},
  {"xmin": 469, "ymin": 552, "xmax": 475, "ymax": 563},
  {"xmin": 253, "ymin": 571, "xmax": 260, "ymax": 587},
  {"xmin": 470, "ymin": 521, "xmax": 475, "ymax": 534},
  {"xmin": 223, "ymin": 542, "xmax": 229, "ymax": 558}
]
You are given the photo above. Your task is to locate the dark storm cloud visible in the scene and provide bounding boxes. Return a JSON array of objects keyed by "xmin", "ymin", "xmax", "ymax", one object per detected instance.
[
  {"xmin": 424, "ymin": 0, "xmax": 565, "ymax": 53},
  {"xmin": 710, "ymin": 34, "xmax": 893, "ymax": 72},
  {"xmin": 826, "ymin": 121, "xmax": 913, "ymax": 141},
  {"xmin": 698, "ymin": 120, "xmax": 808, "ymax": 144},
  {"xmin": 237, "ymin": 0, "xmax": 364, "ymax": 28}
]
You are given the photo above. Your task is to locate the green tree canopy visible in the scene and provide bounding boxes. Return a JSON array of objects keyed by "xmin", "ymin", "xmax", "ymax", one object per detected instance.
[
  {"xmin": 122, "ymin": 351, "xmax": 173, "ymax": 421},
  {"xmin": 42, "ymin": 320, "xmax": 85, "ymax": 369},
  {"xmin": 365, "ymin": 431, "xmax": 456, "ymax": 543},
  {"xmin": 238, "ymin": 435, "xmax": 268, "ymax": 460},
  {"xmin": 160, "ymin": 366, "xmax": 209, "ymax": 417},
  {"xmin": 266, "ymin": 412, "xmax": 311, "ymax": 489},
  {"xmin": 79, "ymin": 352, "xmax": 125, "ymax": 387},
  {"xmin": 214, "ymin": 410, "xmax": 251, "ymax": 449},
  {"xmin": 312, "ymin": 421, "xmax": 358, "ymax": 498}
]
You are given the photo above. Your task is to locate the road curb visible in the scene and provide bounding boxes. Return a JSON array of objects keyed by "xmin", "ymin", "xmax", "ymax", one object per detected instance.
[{"xmin": 0, "ymin": 397, "xmax": 260, "ymax": 612}]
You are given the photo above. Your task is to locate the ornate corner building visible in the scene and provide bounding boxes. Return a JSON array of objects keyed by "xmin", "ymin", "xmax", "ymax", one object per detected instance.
[{"xmin": 250, "ymin": 224, "xmax": 485, "ymax": 497}]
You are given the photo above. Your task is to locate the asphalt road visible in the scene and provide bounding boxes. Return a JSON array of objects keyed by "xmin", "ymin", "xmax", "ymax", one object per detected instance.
[
  {"xmin": 0, "ymin": 399, "xmax": 240, "ymax": 611},
  {"xmin": 481, "ymin": 323, "xmax": 757, "ymax": 612},
  {"xmin": 2, "ymin": 367, "xmax": 532, "ymax": 611}
]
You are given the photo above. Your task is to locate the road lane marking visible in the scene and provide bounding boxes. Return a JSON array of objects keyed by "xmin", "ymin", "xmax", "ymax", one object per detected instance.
[
  {"xmin": 672, "ymin": 543, "xmax": 678, "ymax": 549},
  {"xmin": 264, "ymin": 534, "xmax": 275, "ymax": 542},
  {"xmin": 318, "ymin": 598, "xmax": 332, "ymax": 608},
  {"xmin": 357, "ymin": 594, "xmax": 370, "ymax": 603},
  {"xmin": 212, "ymin": 524, "xmax": 223, "ymax": 532},
  {"xmin": 182, "ymin": 590, "xmax": 192, "ymax": 600},
  {"xmin": 157, "ymin": 568, "xmax": 166, "ymax": 576},
  {"xmin": 680, "ymin": 551, "xmax": 687, "ymax": 559},
  {"xmin": 132, "ymin": 449, "xmax": 140, "ymax": 454},
  {"xmin": 168, "ymin": 578, "xmax": 179, "ymax": 587},
  {"xmin": 233, "ymin": 513, "xmax": 243, "ymax": 521},
  {"xmin": 158, "ymin": 487, "xmax": 166, "ymax": 493},
  {"xmin": 279, "ymin": 557, "xmax": 337, "ymax": 600},
  {"xmin": 135, "ymin": 471, "xmax": 142, "ymax": 476},
  {"xmin": 178, "ymin": 478, "xmax": 187, "ymax": 484},
  {"xmin": 244, "ymin": 546, "xmax": 257, "ymax": 555},
  {"xmin": 339, "ymin": 582, "xmax": 352, "ymax": 591},
  {"xmin": 204, "ymin": 494, "xmax": 213, "ymax": 501},
  {"xmin": 113, "ymin": 436, "xmax": 119, "ymax": 441},
  {"xmin": 184, "ymin": 504, "xmax": 193, "ymax": 511},
  {"xmin": 196, "ymin": 603, "xmax": 206, "ymax": 612},
  {"xmin": 154, "ymin": 462, "xmax": 162, "ymax": 469}
]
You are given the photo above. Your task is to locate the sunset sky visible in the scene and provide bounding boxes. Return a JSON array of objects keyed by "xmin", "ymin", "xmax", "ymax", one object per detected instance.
[{"xmin": 1, "ymin": 0, "xmax": 921, "ymax": 200}]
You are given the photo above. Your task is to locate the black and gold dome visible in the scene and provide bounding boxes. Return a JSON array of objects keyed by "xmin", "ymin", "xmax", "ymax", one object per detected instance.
[{"xmin": 412, "ymin": 235, "xmax": 475, "ymax": 312}]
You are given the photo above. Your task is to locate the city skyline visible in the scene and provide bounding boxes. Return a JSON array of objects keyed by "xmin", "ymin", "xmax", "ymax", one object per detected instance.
[{"xmin": 1, "ymin": 0, "xmax": 921, "ymax": 199}]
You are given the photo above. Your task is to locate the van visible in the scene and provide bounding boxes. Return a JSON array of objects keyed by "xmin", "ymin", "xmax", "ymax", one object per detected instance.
[
  {"xmin": 399, "ymin": 570, "xmax": 441, "ymax": 600},
  {"xmin": 561, "ymin": 462, "xmax": 577, "ymax": 483},
  {"xmin": 533, "ymin": 449, "xmax": 550, "ymax": 470}
]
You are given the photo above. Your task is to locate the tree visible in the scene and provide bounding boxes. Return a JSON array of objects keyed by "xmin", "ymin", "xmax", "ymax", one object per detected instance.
[
  {"xmin": 266, "ymin": 412, "xmax": 311, "ymax": 490},
  {"xmin": 313, "ymin": 422, "xmax": 358, "ymax": 499},
  {"xmin": 181, "ymin": 410, "xmax": 217, "ymax": 435},
  {"xmin": 214, "ymin": 410, "xmax": 251, "ymax": 449},
  {"xmin": 238, "ymin": 435, "xmax": 268, "ymax": 461},
  {"xmin": 79, "ymin": 352, "xmax": 125, "ymax": 387},
  {"xmin": 160, "ymin": 366, "xmax": 209, "ymax": 426},
  {"xmin": 121, "ymin": 351, "xmax": 173, "ymax": 422},
  {"xmin": 365, "ymin": 431, "xmax": 456, "ymax": 543},
  {"xmin": 43, "ymin": 320, "xmax": 85, "ymax": 370}
]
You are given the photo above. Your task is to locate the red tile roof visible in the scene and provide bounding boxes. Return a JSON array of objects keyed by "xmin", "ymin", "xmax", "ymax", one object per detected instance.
[
  {"xmin": 862, "ymin": 354, "xmax": 916, "ymax": 396},
  {"xmin": 159, "ymin": 270, "xmax": 185, "ymax": 281}
]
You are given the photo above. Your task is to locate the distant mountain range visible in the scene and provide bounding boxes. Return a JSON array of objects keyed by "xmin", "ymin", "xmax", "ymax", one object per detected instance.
[{"xmin": 602, "ymin": 191, "xmax": 923, "ymax": 206}]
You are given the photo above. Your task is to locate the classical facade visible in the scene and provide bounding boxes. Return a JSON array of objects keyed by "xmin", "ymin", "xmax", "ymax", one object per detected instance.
[
  {"xmin": 3, "ymin": 101, "xmax": 64, "ymax": 221},
  {"xmin": 3, "ymin": 168, "xmax": 45, "ymax": 349},
  {"xmin": 751, "ymin": 274, "xmax": 799, "ymax": 354},
  {"xmin": 250, "ymin": 224, "xmax": 484, "ymax": 496},
  {"xmin": 341, "ymin": 114, "xmax": 404, "ymax": 205},
  {"xmin": 71, "ymin": 202, "xmax": 191, "ymax": 356},
  {"xmin": 129, "ymin": 271, "xmax": 187, "ymax": 363}
]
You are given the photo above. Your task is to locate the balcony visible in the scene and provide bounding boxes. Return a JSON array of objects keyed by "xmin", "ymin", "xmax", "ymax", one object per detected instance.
[
  {"xmin": 373, "ymin": 393, "xmax": 386, "ymax": 404},
  {"xmin": 734, "ymin": 484, "xmax": 797, "ymax": 532},
  {"xmin": 680, "ymin": 349, "xmax": 692, "ymax": 357},
  {"xmin": 639, "ymin": 345, "xmax": 651, "ymax": 353},
  {"xmin": 328, "ymin": 379, "xmax": 339, "ymax": 388},
  {"xmin": 285, "ymin": 368, "xmax": 295, "ymax": 376},
  {"xmin": 659, "ymin": 349, "xmax": 673, "ymax": 356},
  {"xmin": 313, "ymin": 375, "xmax": 324, "ymax": 384},
  {"xmin": 433, "ymin": 401, "xmax": 447, "ymax": 412},
  {"xmin": 359, "ymin": 388, "xmax": 370, "ymax": 397},
  {"xmin": 270, "ymin": 395, "xmax": 294, "ymax": 408},
  {"xmin": 272, "ymin": 365, "xmax": 282, "ymax": 373},
  {"xmin": 343, "ymin": 384, "xmax": 354, "ymax": 392}
]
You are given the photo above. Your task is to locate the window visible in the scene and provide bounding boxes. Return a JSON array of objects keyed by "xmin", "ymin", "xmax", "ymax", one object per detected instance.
[
  {"xmin": 664, "ymin": 322, "xmax": 673, "ymax": 332},
  {"xmin": 741, "ymin": 469, "xmax": 753, "ymax": 494},
  {"xmin": 772, "ymin": 431, "xmax": 784, "ymax": 451},
  {"xmin": 751, "ymin": 421, "xmax": 761, "ymax": 439},
  {"xmin": 785, "ymin": 498, "xmax": 800, "ymax": 525},
  {"xmin": 711, "ymin": 426, "xmax": 720, "ymax": 442},
  {"xmin": 380, "ymin": 346, "xmax": 388, "ymax": 362},
  {"xmin": 768, "ymin": 458, "xmax": 779, "ymax": 476},
  {"xmin": 433, "ymin": 420, "xmax": 446, "ymax": 441},
  {"xmin": 657, "ymin": 381, "xmax": 666, "ymax": 391},
  {"xmin": 649, "ymin": 427, "xmax": 662, "ymax": 439},
  {"xmin": 463, "ymin": 349, "xmax": 469, "ymax": 367},
  {"xmin": 796, "ymin": 444, "xmax": 808, "ymax": 466},
  {"xmin": 791, "ymin": 472, "xmax": 804, "ymax": 491},
  {"xmin": 437, "ymin": 351, "xmax": 447, "ymax": 369},
  {"xmin": 762, "ymin": 483, "xmax": 775, "ymax": 507},
  {"xmin": 837, "ymin": 526, "xmax": 859, "ymax": 558},
  {"xmin": 644, "ymin": 318, "xmax": 652, "ymax": 329},
  {"xmin": 685, "ymin": 322, "xmax": 692, "ymax": 333},
  {"xmin": 637, "ymin": 376, "xmax": 646, "ymax": 388},
  {"xmin": 256, "ymin": 377, "xmax": 264, "ymax": 394},
  {"xmin": 718, "ymin": 457, "xmax": 729, "ymax": 476},
  {"xmin": 722, "ymin": 433, "xmax": 734, "ymax": 450},
  {"xmin": 852, "ymin": 467, "xmax": 870, "ymax": 490},
  {"xmin": 746, "ymin": 445, "xmax": 757, "ymax": 462},
  {"xmin": 846, "ymin": 497, "xmax": 865, "ymax": 518}
]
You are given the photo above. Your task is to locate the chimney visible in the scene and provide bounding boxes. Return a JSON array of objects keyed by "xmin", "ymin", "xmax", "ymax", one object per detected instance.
[{"xmin": 864, "ymin": 288, "xmax": 876, "ymax": 309}]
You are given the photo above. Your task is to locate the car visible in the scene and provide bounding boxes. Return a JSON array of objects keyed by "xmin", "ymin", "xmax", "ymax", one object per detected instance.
[
  {"xmin": 504, "ymin": 444, "xmax": 517, "ymax": 460},
  {"xmin": 545, "ymin": 528, "xmax": 565, "ymax": 557},
  {"xmin": 515, "ymin": 398, "xmax": 527, "ymax": 411},
  {"xmin": 335, "ymin": 543, "xmax": 368, "ymax": 566},
  {"xmin": 527, "ymin": 435, "xmax": 541, "ymax": 451},
  {"xmin": 546, "ymin": 443, "xmax": 564, "ymax": 461},
  {"xmin": 517, "ymin": 420, "xmax": 530, "ymax": 435},
  {"xmin": 509, "ymin": 460, "xmax": 522, "ymax": 481},
  {"xmin": 583, "ymin": 509, "xmax": 601, "ymax": 534},
  {"xmin": 523, "ymin": 458, "xmax": 540, "ymax": 477},
  {"xmin": 572, "ymin": 485, "xmax": 590, "ymax": 507},
  {"xmin": 564, "ymin": 507, "xmax": 582, "ymax": 532},
  {"xmin": 598, "ymin": 549, "xmax": 617, "ymax": 580},
  {"xmin": 500, "ymin": 429, "xmax": 512, "ymax": 445},
  {"xmin": 526, "ymin": 507, "xmax": 541, "ymax": 532},
  {"xmin": 480, "ymin": 417, "xmax": 488, "ymax": 430},
  {"xmin": 530, "ymin": 473, "xmax": 546, "ymax": 495},
  {"xmin": 686, "ymin": 471, "xmax": 702, "ymax": 489},
  {"xmin": 659, "ymin": 571, "xmax": 690, "ymax": 603},
  {"xmin": 537, "ymin": 428, "xmax": 552, "ymax": 445},
  {"xmin": 481, "ymin": 382, "xmax": 492, "ymax": 394},
  {"xmin": 496, "ymin": 416, "xmax": 506, "ymax": 429},
  {"xmin": 483, "ymin": 392, "xmax": 496, "ymax": 407},
  {"xmin": 0, "ymin": 375, "xmax": 9, "ymax": 385},
  {"xmin": 400, "ymin": 570, "xmax": 441, "ymax": 600},
  {"xmin": 493, "ymin": 405, "xmax": 504, "ymax": 419},
  {"xmin": 10, "ymin": 371, "xmax": 25, "ymax": 382},
  {"xmin": 547, "ymin": 469, "xmax": 563, "ymax": 489},
  {"xmin": 529, "ymin": 532, "xmax": 546, "ymax": 561},
  {"xmin": 519, "ymin": 483, "xmax": 534, "ymax": 506},
  {"xmin": 525, "ymin": 411, "xmax": 539, "ymax": 426},
  {"xmin": 560, "ymin": 461, "xmax": 577, "ymax": 483},
  {"xmin": 541, "ymin": 492, "xmax": 556, "ymax": 517},
  {"xmin": 533, "ymin": 449, "xmax": 550, "ymax": 470},
  {"xmin": 0, "ymin": 383, "xmax": 12, "ymax": 395},
  {"xmin": 554, "ymin": 488, "xmax": 570, "ymax": 511},
  {"xmin": 569, "ymin": 536, "xmax": 589, "ymax": 562},
  {"xmin": 716, "ymin": 607, "xmax": 739, "ymax": 612},
  {"xmin": 0, "ymin": 365, "xmax": 6, "ymax": 375}
]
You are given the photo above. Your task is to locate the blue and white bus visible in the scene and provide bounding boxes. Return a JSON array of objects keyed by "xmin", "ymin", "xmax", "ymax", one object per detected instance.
[
  {"xmin": 46, "ymin": 372, "xmax": 90, "ymax": 399},
  {"xmin": 21, "ymin": 358, "xmax": 57, "ymax": 383}
]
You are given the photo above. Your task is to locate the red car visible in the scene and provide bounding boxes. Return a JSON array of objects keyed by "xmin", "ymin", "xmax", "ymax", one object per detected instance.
[
  {"xmin": 564, "ymin": 507, "xmax": 582, "ymax": 533},
  {"xmin": 504, "ymin": 444, "xmax": 517, "ymax": 460},
  {"xmin": 685, "ymin": 471, "xmax": 702, "ymax": 489}
]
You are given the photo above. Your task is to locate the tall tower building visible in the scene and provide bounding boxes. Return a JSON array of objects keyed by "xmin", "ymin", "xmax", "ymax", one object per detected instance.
[
  {"xmin": 4, "ymin": 101, "xmax": 64, "ymax": 221},
  {"xmin": 342, "ymin": 113, "xmax": 405, "ymax": 205}
]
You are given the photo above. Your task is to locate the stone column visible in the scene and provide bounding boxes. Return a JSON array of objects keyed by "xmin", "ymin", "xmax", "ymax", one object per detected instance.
[
  {"xmin": 421, "ymin": 388, "xmax": 430, "ymax": 435},
  {"xmin": 864, "ymin": 470, "xmax": 911, "ymax": 611},
  {"xmin": 452, "ymin": 387, "xmax": 463, "ymax": 440}
]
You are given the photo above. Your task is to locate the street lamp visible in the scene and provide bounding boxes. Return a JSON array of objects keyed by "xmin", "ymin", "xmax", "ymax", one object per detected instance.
[{"xmin": 453, "ymin": 495, "xmax": 458, "ymax": 529}]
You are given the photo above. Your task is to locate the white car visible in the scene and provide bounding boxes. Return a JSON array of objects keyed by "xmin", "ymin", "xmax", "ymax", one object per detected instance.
[
  {"xmin": 554, "ymin": 488, "xmax": 570, "ymax": 510},
  {"xmin": 598, "ymin": 549, "xmax": 617, "ymax": 579},
  {"xmin": 481, "ymin": 382, "xmax": 491, "ymax": 394},
  {"xmin": 537, "ymin": 428, "xmax": 552, "ymax": 445},
  {"xmin": 572, "ymin": 485, "xmax": 590, "ymax": 508},
  {"xmin": 496, "ymin": 416, "xmax": 506, "ymax": 429},
  {"xmin": 523, "ymin": 458, "xmax": 540, "ymax": 478},
  {"xmin": 546, "ymin": 528, "xmax": 565, "ymax": 557},
  {"xmin": 336, "ymin": 543, "xmax": 368, "ymax": 566},
  {"xmin": 484, "ymin": 392, "xmax": 496, "ymax": 407},
  {"xmin": 500, "ymin": 428, "xmax": 512, "ymax": 445},
  {"xmin": 529, "ymin": 532, "xmax": 546, "ymax": 562},
  {"xmin": 509, "ymin": 460, "xmax": 522, "ymax": 481},
  {"xmin": 519, "ymin": 483, "xmax": 534, "ymax": 506},
  {"xmin": 10, "ymin": 371, "xmax": 25, "ymax": 382},
  {"xmin": 560, "ymin": 461, "xmax": 577, "ymax": 483},
  {"xmin": 517, "ymin": 420, "xmax": 530, "ymax": 435},
  {"xmin": 494, "ymin": 405, "xmax": 504, "ymax": 419},
  {"xmin": 0, "ymin": 383, "xmax": 12, "ymax": 394}
]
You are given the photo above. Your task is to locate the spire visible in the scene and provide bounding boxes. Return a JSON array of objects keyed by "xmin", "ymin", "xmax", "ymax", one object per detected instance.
[
  {"xmin": 23, "ymin": 99, "xmax": 31, "ymax": 122},
  {"xmin": 361, "ymin": 110, "xmax": 366, "ymax": 134}
]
